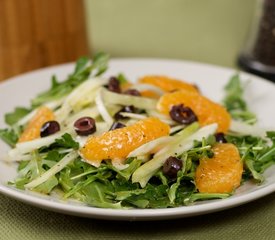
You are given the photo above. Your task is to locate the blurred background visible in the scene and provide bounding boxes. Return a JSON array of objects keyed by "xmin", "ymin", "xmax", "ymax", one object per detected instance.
[
  {"xmin": 0, "ymin": 0, "xmax": 259, "ymax": 82},
  {"xmin": 0, "ymin": 0, "xmax": 88, "ymax": 81}
]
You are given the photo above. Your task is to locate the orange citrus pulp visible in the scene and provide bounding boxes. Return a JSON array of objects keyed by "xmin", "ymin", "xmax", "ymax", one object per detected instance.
[
  {"xmin": 18, "ymin": 106, "xmax": 55, "ymax": 143},
  {"xmin": 138, "ymin": 75, "xmax": 198, "ymax": 93},
  {"xmin": 157, "ymin": 90, "xmax": 231, "ymax": 133},
  {"xmin": 195, "ymin": 143, "xmax": 243, "ymax": 193},
  {"xmin": 80, "ymin": 117, "xmax": 170, "ymax": 165}
]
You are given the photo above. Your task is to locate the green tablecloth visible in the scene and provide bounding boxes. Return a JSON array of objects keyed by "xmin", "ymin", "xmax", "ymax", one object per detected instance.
[{"xmin": 1, "ymin": 192, "xmax": 275, "ymax": 239}]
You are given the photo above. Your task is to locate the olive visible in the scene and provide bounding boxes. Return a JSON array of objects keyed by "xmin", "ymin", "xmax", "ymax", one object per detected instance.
[
  {"xmin": 40, "ymin": 120, "xmax": 60, "ymax": 137},
  {"xmin": 107, "ymin": 76, "xmax": 121, "ymax": 93},
  {"xmin": 109, "ymin": 122, "xmax": 126, "ymax": 131},
  {"xmin": 123, "ymin": 89, "xmax": 141, "ymax": 96},
  {"xmin": 162, "ymin": 156, "xmax": 183, "ymax": 178},
  {"xmin": 114, "ymin": 105, "xmax": 136, "ymax": 120},
  {"xmin": 169, "ymin": 104, "xmax": 198, "ymax": 124},
  {"xmin": 215, "ymin": 132, "xmax": 227, "ymax": 143},
  {"xmin": 74, "ymin": 117, "xmax": 96, "ymax": 136}
]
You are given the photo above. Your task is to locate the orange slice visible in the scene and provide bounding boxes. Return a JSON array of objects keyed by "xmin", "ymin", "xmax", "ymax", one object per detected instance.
[
  {"xmin": 120, "ymin": 82, "xmax": 133, "ymax": 91},
  {"xmin": 80, "ymin": 117, "xmax": 170, "ymax": 165},
  {"xmin": 140, "ymin": 90, "xmax": 160, "ymax": 99},
  {"xmin": 195, "ymin": 143, "xmax": 243, "ymax": 193},
  {"xmin": 157, "ymin": 90, "xmax": 231, "ymax": 133},
  {"xmin": 139, "ymin": 75, "xmax": 198, "ymax": 93},
  {"xmin": 18, "ymin": 106, "xmax": 55, "ymax": 143}
]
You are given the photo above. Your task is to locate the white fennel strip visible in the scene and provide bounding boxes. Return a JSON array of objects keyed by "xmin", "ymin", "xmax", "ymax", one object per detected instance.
[
  {"xmin": 95, "ymin": 88, "xmax": 113, "ymax": 124},
  {"xmin": 25, "ymin": 151, "xmax": 78, "ymax": 189}
]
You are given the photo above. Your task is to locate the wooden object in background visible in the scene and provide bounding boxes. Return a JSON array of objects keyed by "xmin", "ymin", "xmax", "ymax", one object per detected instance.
[{"xmin": 0, "ymin": 0, "xmax": 88, "ymax": 82}]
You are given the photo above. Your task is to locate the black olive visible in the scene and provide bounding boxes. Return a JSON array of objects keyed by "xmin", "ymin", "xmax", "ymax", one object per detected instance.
[
  {"xmin": 123, "ymin": 89, "xmax": 141, "ymax": 96},
  {"xmin": 109, "ymin": 122, "xmax": 126, "ymax": 131},
  {"xmin": 40, "ymin": 121, "xmax": 60, "ymax": 137},
  {"xmin": 169, "ymin": 104, "xmax": 198, "ymax": 124},
  {"xmin": 107, "ymin": 76, "xmax": 121, "ymax": 93},
  {"xmin": 162, "ymin": 156, "xmax": 183, "ymax": 178},
  {"xmin": 215, "ymin": 132, "xmax": 227, "ymax": 143},
  {"xmin": 114, "ymin": 105, "xmax": 136, "ymax": 120},
  {"xmin": 74, "ymin": 117, "xmax": 96, "ymax": 136}
]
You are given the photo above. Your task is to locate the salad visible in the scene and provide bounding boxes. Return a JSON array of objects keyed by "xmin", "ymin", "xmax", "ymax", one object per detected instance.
[{"xmin": 0, "ymin": 53, "xmax": 275, "ymax": 209}]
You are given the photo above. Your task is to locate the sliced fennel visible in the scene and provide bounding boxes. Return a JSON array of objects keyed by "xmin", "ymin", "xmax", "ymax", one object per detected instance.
[
  {"xmin": 55, "ymin": 77, "xmax": 107, "ymax": 123},
  {"xmin": 229, "ymin": 120, "xmax": 266, "ymax": 137},
  {"xmin": 9, "ymin": 129, "xmax": 75, "ymax": 157},
  {"xmin": 101, "ymin": 88, "xmax": 157, "ymax": 110},
  {"xmin": 119, "ymin": 112, "xmax": 147, "ymax": 120},
  {"xmin": 127, "ymin": 136, "xmax": 172, "ymax": 158},
  {"xmin": 132, "ymin": 123, "xmax": 217, "ymax": 187},
  {"xmin": 146, "ymin": 110, "xmax": 176, "ymax": 125},
  {"xmin": 132, "ymin": 84, "xmax": 164, "ymax": 96},
  {"xmin": 170, "ymin": 125, "xmax": 186, "ymax": 134},
  {"xmin": 17, "ymin": 98, "xmax": 65, "ymax": 127},
  {"xmin": 95, "ymin": 88, "xmax": 113, "ymax": 124},
  {"xmin": 25, "ymin": 151, "xmax": 78, "ymax": 189},
  {"xmin": 64, "ymin": 106, "xmax": 99, "ymax": 128}
]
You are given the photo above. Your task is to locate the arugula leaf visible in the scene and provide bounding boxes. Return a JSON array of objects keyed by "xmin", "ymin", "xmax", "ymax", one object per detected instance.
[
  {"xmin": 72, "ymin": 57, "xmax": 90, "ymax": 76},
  {"xmin": 11, "ymin": 151, "xmax": 58, "ymax": 193},
  {"xmin": 266, "ymin": 131, "xmax": 275, "ymax": 142},
  {"xmin": 184, "ymin": 193, "xmax": 230, "ymax": 204},
  {"xmin": 244, "ymin": 158, "xmax": 264, "ymax": 183},
  {"xmin": 0, "ymin": 128, "xmax": 19, "ymax": 147},
  {"xmin": 106, "ymin": 158, "xmax": 142, "ymax": 181},
  {"xmin": 31, "ymin": 52, "xmax": 109, "ymax": 107},
  {"xmin": 5, "ymin": 107, "xmax": 30, "ymax": 126},
  {"xmin": 168, "ymin": 171, "xmax": 184, "ymax": 203},
  {"xmin": 223, "ymin": 74, "xmax": 256, "ymax": 123},
  {"xmin": 64, "ymin": 174, "xmax": 99, "ymax": 199},
  {"xmin": 44, "ymin": 150, "xmax": 65, "ymax": 162},
  {"xmin": 54, "ymin": 133, "xmax": 79, "ymax": 150},
  {"xmin": 117, "ymin": 73, "xmax": 129, "ymax": 84},
  {"xmin": 59, "ymin": 167, "xmax": 74, "ymax": 192},
  {"xmin": 83, "ymin": 182, "xmax": 124, "ymax": 209},
  {"xmin": 91, "ymin": 52, "xmax": 109, "ymax": 76},
  {"xmin": 226, "ymin": 133, "xmax": 275, "ymax": 183}
]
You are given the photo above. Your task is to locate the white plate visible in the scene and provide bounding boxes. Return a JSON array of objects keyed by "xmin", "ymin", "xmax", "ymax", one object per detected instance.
[{"xmin": 0, "ymin": 59, "xmax": 275, "ymax": 221}]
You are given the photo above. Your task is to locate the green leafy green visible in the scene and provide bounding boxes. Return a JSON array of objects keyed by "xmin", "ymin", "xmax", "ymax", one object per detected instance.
[
  {"xmin": 223, "ymin": 74, "xmax": 257, "ymax": 124},
  {"xmin": 0, "ymin": 128, "xmax": 19, "ymax": 147},
  {"xmin": 53, "ymin": 133, "xmax": 79, "ymax": 150},
  {"xmin": 184, "ymin": 193, "xmax": 230, "ymax": 204},
  {"xmin": 226, "ymin": 132, "xmax": 275, "ymax": 183},
  {"xmin": 11, "ymin": 151, "xmax": 58, "ymax": 193},
  {"xmin": 44, "ymin": 150, "xmax": 65, "ymax": 162},
  {"xmin": 83, "ymin": 182, "xmax": 123, "ymax": 209},
  {"xmin": 5, "ymin": 107, "xmax": 30, "ymax": 126},
  {"xmin": 168, "ymin": 171, "xmax": 184, "ymax": 203},
  {"xmin": 117, "ymin": 73, "xmax": 129, "ymax": 84},
  {"xmin": 31, "ymin": 52, "xmax": 109, "ymax": 107}
]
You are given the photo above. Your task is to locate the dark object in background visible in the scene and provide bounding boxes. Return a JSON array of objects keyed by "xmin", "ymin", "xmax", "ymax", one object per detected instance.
[{"xmin": 238, "ymin": 0, "xmax": 275, "ymax": 81}]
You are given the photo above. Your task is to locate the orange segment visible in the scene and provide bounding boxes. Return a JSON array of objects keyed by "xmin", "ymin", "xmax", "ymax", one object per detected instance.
[
  {"xmin": 18, "ymin": 106, "xmax": 55, "ymax": 143},
  {"xmin": 195, "ymin": 143, "xmax": 243, "ymax": 193},
  {"xmin": 120, "ymin": 82, "xmax": 133, "ymax": 91},
  {"xmin": 139, "ymin": 75, "xmax": 198, "ymax": 93},
  {"xmin": 140, "ymin": 90, "xmax": 160, "ymax": 99},
  {"xmin": 157, "ymin": 90, "xmax": 231, "ymax": 133},
  {"xmin": 80, "ymin": 117, "xmax": 170, "ymax": 165}
]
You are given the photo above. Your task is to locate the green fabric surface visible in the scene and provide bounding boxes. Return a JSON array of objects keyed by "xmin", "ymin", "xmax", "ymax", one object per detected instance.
[
  {"xmin": 84, "ymin": 0, "xmax": 257, "ymax": 68},
  {"xmin": 1, "ymin": 192, "xmax": 275, "ymax": 239}
]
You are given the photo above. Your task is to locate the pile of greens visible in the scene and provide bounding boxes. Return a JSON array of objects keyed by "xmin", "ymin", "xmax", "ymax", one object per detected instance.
[{"xmin": 0, "ymin": 56, "xmax": 275, "ymax": 209}]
